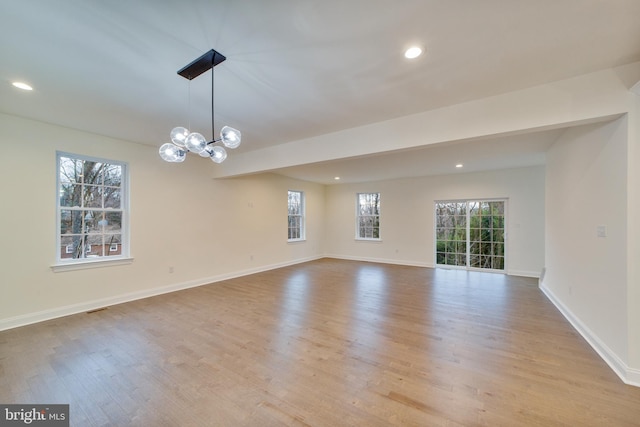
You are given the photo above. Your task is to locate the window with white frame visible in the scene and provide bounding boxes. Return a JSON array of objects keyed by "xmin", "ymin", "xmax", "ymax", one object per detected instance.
[
  {"xmin": 435, "ymin": 200, "xmax": 506, "ymax": 271},
  {"xmin": 288, "ymin": 190, "xmax": 305, "ymax": 241},
  {"xmin": 356, "ymin": 192, "xmax": 381, "ymax": 239},
  {"xmin": 57, "ymin": 152, "xmax": 128, "ymax": 263}
]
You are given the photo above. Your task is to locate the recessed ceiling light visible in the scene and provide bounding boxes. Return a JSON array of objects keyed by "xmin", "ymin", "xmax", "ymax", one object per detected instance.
[
  {"xmin": 456, "ymin": 164, "xmax": 463, "ymax": 168},
  {"xmin": 12, "ymin": 81, "xmax": 33, "ymax": 91},
  {"xmin": 404, "ymin": 46, "xmax": 423, "ymax": 59},
  {"xmin": 334, "ymin": 176, "xmax": 341, "ymax": 180}
]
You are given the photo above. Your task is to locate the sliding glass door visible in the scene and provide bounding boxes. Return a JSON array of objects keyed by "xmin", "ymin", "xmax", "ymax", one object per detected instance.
[{"xmin": 435, "ymin": 200, "xmax": 505, "ymax": 271}]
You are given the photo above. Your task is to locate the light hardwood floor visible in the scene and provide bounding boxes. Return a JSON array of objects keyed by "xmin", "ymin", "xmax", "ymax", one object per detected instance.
[{"xmin": 1, "ymin": 259, "xmax": 639, "ymax": 426}]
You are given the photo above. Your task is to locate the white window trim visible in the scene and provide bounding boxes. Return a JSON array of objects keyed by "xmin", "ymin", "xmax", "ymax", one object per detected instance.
[
  {"xmin": 355, "ymin": 192, "xmax": 381, "ymax": 241},
  {"xmin": 433, "ymin": 198, "xmax": 507, "ymax": 273},
  {"xmin": 54, "ymin": 151, "xmax": 131, "ymax": 271},
  {"xmin": 287, "ymin": 190, "xmax": 306, "ymax": 242},
  {"xmin": 51, "ymin": 257, "xmax": 134, "ymax": 272}
]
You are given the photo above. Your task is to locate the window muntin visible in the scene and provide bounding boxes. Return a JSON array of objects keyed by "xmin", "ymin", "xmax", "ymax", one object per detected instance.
[
  {"xmin": 57, "ymin": 153, "xmax": 128, "ymax": 263},
  {"xmin": 288, "ymin": 190, "xmax": 305, "ymax": 241},
  {"xmin": 356, "ymin": 193, "xmax": 380, "ymax": 239}
]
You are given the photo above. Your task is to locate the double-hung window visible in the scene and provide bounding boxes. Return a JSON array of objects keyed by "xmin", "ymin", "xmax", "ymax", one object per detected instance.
[
  {"xmin": 356, "ymin": 192, "xmax": 381, "ymax": 239},
  {"xmin": 57, "ymin": 152, "xmax": 128, "ymax": 265},
  {"xmin": 287, "ymin": 190, "xmax": 305, "ymax": 241}
]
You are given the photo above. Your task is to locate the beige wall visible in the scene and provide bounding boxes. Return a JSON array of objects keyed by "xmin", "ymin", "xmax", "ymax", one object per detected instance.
[
  {"xmin": 0, "ymin": 113, "xmax": 325, "ymax": 329},
  {"xmin": 323, "ymin": 167, "xmax": 545, "ymax": 276},
  {"xmin": 542, "ymin": 117, "xmax": 632, "ymax": 381}
]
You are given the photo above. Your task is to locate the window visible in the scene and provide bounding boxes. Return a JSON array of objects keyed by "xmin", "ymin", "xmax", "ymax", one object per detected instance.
[
  {"xmin": 435, "ymin": 201, "xmax": 467, "ymax": 267},
  {"xmin": 57, "ymin": 152, "xmax": 128, "ymax": 264},
  {"xmin": 356, "ymin": 193, "xmax": 380, "ymax": 239},
  {"xmin": 288, "ymin": 190, "xmax": 305, "ymax": 241},
  {"xmin": 435, "ymin": 200, "xmax": 505, "ymax": 271}
]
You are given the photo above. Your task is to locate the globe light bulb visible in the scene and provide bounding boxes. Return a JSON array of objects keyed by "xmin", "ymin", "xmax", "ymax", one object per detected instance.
[
  {"xmin": 185, "ymin": 132, "xmax": 207, "ymax": 154},
  {"xmin": 210, "ymin": 146, "xmax": 227, "ymax": 163},
  {"xmin": 220, "ymin": 126, "xmax": 241, "ymax": 149},
  {"xmin": 159, "ymin": 143, "xmax": 186, "ymax": 162},
  {"xmin": 170, "ymin": 127, "xmax": 190, "ymax": 147}
]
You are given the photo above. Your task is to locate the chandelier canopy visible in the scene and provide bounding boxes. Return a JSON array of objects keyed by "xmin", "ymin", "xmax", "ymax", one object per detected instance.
[{"xmin": 159, "ymin": 49, "xmax": 241, "ymax": 164}]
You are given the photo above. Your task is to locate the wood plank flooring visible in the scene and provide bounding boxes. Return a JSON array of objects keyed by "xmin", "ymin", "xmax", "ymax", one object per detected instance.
[{"xmin": 1, "ymin": 259, "xmax": 640, "ymax": 426}]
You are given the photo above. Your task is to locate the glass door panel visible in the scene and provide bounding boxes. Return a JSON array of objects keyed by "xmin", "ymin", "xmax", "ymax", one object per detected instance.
[
  {"xmin": 435, "ymin": 202, "xmax": 467, "ymax": 267},
  {"xmin": 435, "ymin": 200, "xmax": 505, "ymax": 271}
]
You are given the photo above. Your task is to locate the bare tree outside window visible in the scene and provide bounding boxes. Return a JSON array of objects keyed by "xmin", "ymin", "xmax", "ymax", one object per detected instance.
[
  {"xmin": 57, "ymin": 153, "xmax": 126, "ymax": 261},
  {"xmin": 435, "ymin": 202, "xmax": 467, "ymax": 266},
  {"xmin": 357, "ymin": 193, "xmax": 380, "ymax": 239},
  {"xmin": 288, "ymin": 190, "xmax": 305, "ymax": 240}
]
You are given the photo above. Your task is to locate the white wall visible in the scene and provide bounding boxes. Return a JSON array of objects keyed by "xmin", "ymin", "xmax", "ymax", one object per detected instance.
[
  {"xmin": 626, "ymin": 92, "xmax": 640, "ymax": 378},
  {"xmin": 324, "ymin": 167, "xmax": 545, "ymax": 277},
  {"xmin": 0, "ymin": 113, "xmax": 325, "ymax": 329},
  {"xmin": 542, "ymin": 117, "xmax": 630, "ymax": 379}
]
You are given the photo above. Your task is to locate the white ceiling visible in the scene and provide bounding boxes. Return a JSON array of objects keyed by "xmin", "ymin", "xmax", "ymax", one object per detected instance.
[
  {"xmin": 1, "ymin": 0, "xmax": 640, "ymax": 183},
  {"xmin": 274, "ymin": 129, "xmax": 565, "ymax": 184}
]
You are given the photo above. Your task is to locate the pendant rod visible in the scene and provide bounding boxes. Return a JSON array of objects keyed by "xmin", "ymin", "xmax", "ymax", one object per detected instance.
[{"xmin": 211, "ymin": 56, "xmax": 216, "ymax": 142}]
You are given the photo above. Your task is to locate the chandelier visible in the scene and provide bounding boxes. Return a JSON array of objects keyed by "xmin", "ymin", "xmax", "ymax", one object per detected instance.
[{"xmin": 159, "ymin": 49, "xmax": 241, "ymax": 164}]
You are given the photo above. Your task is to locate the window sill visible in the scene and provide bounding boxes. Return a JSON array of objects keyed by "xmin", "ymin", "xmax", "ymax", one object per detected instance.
[
  {"xmin": 287, "ymin": 239, "xmax": 306, "ymax": 243},
  {"xmin": 51, "ymin": 257, "xmax": 134, "ymax": 273},
  {"xmin": 355, "ymin": 238, "xmax": 382, "ymax": 242}
]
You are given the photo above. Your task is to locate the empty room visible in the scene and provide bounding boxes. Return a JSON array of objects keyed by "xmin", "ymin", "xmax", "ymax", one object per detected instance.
[{"xmin": 2, "ymin": 1, "xmax": 640, "ymax": 426}]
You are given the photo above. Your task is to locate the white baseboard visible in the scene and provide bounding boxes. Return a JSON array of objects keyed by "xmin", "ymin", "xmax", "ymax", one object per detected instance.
[
  {"xmin": 540, "ymin": 284, "xmax": 639, "ymax": 387},
  {"xmin": 507, "ymin": 269, "xmax": 541, "ymax": 278},
  {"xmin": 324, "ymin": 254, "xmax": 433, "ymax": 268},
  {"xmin": 627, "ymin": 367, "xmax": 640, "ymax": 387},
  {"xmin": 326, "ymin": 255, "xmax": 540, "ymax": 278},
  {"xmin": 0, "ymin": 256, "xmax": 322, "ymax": 332}
]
